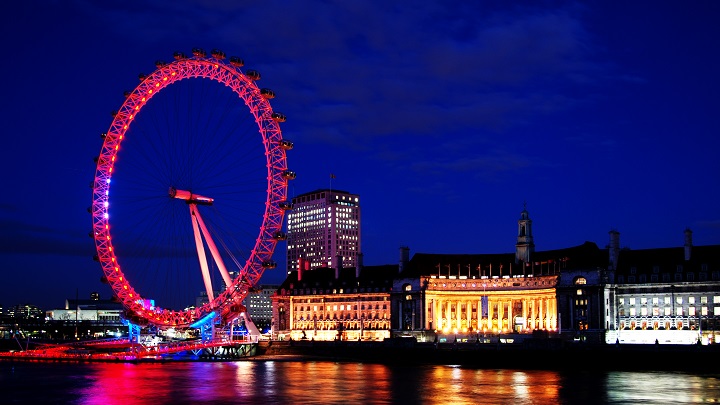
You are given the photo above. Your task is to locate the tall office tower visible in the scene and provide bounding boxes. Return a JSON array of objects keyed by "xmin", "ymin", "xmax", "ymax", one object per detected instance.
[{"xmin": 286, "ymin": 189, "xmax": 361, "ymax": 272}]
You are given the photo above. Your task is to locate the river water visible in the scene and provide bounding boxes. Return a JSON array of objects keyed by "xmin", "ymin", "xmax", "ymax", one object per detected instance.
[{"xmin": 2, "ymin": 359, "xmax": 719, "ymax": 404}]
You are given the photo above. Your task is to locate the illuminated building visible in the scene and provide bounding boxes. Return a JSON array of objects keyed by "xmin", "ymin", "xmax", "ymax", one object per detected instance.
[
  {"xmin": 391, "ymin": 207, "xmax": 590, "ymax": 341},
  {"xmin": 286, "ymin": 189, "xmax": 361, "ymax": 272},
  {"xmin": 602, "ymin": 229, "xmax": 720, "ymax": 345},
  {"xmin": 273, "ymin": 200, "xmax": 720, "ymax": 345},
  {"xmin": 391, "ymin": 243, "xmax": 604, "ymax": 342},
  {"xmin": 241, "ymin": 285, "xmax": 278, "ymax": 333},
  {"xmin": 271, "ymin": 264, "xmax": 394, "ymax": 341}
]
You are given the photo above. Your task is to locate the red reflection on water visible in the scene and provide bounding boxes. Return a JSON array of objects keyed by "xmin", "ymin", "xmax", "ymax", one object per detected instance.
[{"xmin": 73, "ymin": 362, "xmax": 561, "ymax": 404}]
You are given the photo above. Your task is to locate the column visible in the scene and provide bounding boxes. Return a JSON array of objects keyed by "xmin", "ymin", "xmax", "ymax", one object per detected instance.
[
  {"xmin": 498, "ymin": 299, "xmax": 504, "ymax": 332},
  {"xmin": 455, "ymin": 300, "xmax": 461, "ymax": 330},
  {"xmin": 467, "ymin": 300, "xmax": 472, "ymax": 330},
  {"xmin": 507, "ymin": 298, "xmax": 513, "ymax": 332},
  {"xmin": 478, "ymin": 298, "xmax": 483, "ymax": 330},
  {"xmin": 488, "ymin": 298, "xmax": 494, "ymax": 331}
]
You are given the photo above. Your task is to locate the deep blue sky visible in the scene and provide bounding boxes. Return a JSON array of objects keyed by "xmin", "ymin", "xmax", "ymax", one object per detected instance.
[{"xmin": 1, "ymin": 1, "xmax": 718, "ymax": 310}]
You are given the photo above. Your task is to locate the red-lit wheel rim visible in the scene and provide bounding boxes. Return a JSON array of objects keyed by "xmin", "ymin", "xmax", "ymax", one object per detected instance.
[{"xmin": 91, "ymin": 52, "xmax": 289, "ymax": 328}]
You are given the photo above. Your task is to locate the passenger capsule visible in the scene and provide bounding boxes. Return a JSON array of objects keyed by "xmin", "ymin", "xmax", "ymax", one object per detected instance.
[
  {"xmin": 245, "ymin": 70, "xmax": 261, "ymax": 81},
  {"xmin": 211, "ymin": 49, "xmax": 225, "ymax": 59},
  {"xmin": 260, "ymin": 88, "xmax": 275, "ymax": 99},
  {"xmin": 111, "ymin": 110, "xmax": 118, "ymax": 117},
  {"xmin": 262, "ymin": 261, "xmax": 277, "ymax": 269},
  {"xmin": 282, "ymin": 170, "xmax": 297, "ymax": 180},
  {"xmin": 100, "ymin": 133, "xmax": 107, "ymax": 139},
  {"xmin": 279, "ymin": 201, "xmax": 293, "ymax": 210},
  {"xmin": 173, "ymin": 51, "xmax": 187, "ymax": 60},
  {"xmin": 271, "ymin": 112, "xmax": 286, "ymax": 122},
  {"xmin": 229, "ymin": 56, "xmax": 244, "ymax": 67},
  {"xmin": 279, "ymin": 139, "xmax": 294, "ymax": 150},
  {"xmin": 273, "ymin": 231, "xmax": 288, "ymax": 241},
  {"xmin": 155, "ymin": 60, "xmax": 166, "ymax": 68},
  {"xmin": 138, "ymin": 73, "xmax": 147, "ymax": 81},
  {"xmin": 192, "ymin": 48, "xmax": 206, "ymax": 57}
]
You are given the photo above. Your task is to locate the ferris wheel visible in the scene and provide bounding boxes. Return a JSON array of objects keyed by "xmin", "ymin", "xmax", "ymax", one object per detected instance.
[{"xmin": 90, "ymin": 48, "xmax": 295, "ymax": 329}]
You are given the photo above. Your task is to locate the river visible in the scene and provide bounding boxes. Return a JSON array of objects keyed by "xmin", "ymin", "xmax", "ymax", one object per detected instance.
[{"xmin": 2, "ymin": 359, "xmax": 719, "ymax": 404}]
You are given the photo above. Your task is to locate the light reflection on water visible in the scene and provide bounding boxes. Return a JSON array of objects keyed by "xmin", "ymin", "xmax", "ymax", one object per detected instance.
[{"xmin": 2, "ymin": 361, "xmax": 719, "ymax": 404}]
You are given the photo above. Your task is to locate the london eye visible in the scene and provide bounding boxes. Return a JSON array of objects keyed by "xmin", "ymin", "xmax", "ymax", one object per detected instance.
[{"xmin": 90, "ymin": 48, "xmax": 294, "ymax": 329}]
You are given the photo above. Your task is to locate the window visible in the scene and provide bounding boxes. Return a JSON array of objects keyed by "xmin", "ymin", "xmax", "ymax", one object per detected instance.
[
  {"xmin": 652, "ymin": 297, "xmax": 659, "ymax": 306},
  {"xmin": 629, "ymin": 298, "xmax": 636, "ymax": 306},
  {"xmin": 640, "ymin": 297, "xmax": 647, "ymax": 305},
  {"xmin": 677, "ymin": 265, "xmax": 683, "ymax": 273},
  {"xmin": 689, "ymin": 297, "xmax": 696, "ymax": 304}
]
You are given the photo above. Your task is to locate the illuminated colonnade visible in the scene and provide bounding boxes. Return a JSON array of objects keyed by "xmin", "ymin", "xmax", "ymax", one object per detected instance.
[
  {"xmin": 425, "ymin": 275, "xmax": 558, "ymax": 334},
  {"xmin": 286, "ymin": 293, "xmax": 391, "ymax": 341}
]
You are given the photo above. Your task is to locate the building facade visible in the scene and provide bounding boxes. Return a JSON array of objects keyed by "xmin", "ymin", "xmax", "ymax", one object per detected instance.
[
  {"xmin": 604, "ymin": 229, "xmax": 720, "ymax": 345},
  {"xmin": 286, "ymin": 189, "xmax": 361, "ymax": 272},
  {"xmin": 272, "ymin": 202, "xmax": 720, "ymax": 345},
  {"xmin": 270, "ymin": 264, "xmax": 394, "ymax": 341},
  {"xmin": 241, "ymin": 284, "xmax": 278, "ymax": 333},
  {"xmin": 391, "ymin": 242, "xmax": 606, "ymax": 342}
]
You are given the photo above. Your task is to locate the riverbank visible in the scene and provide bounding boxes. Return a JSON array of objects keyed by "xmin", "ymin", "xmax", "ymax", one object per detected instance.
[
  {"xmin": 255, "ymin": 338, "xmax": 720, "ymax": 372},
  {"xmin": 3, "ymin": 337, "xmax": 719, "ymax": 371}
]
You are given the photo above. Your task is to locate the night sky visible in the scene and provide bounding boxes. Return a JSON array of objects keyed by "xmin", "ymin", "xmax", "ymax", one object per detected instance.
[{"xmin": 1, "ymin": 1, "xmax": 718, "ymax": 311}]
